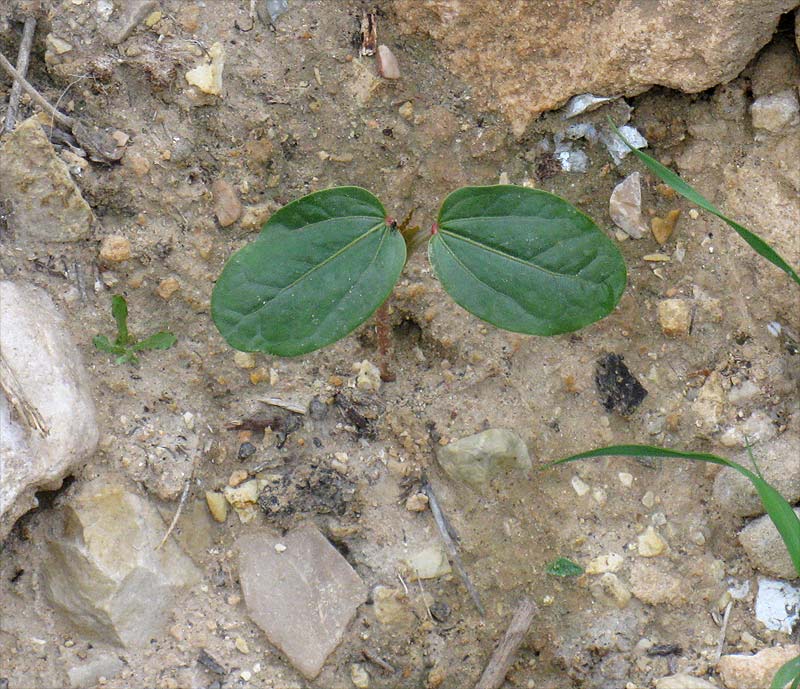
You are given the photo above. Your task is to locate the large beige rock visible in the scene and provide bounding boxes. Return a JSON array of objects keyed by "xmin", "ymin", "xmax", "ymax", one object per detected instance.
[
  {"xmin": 393, "ymin": 0, "xmax": 797, "ymax": 134},
  {"xmin": 41, "ymin": 477, "xmax": 200, "ymax": 647},
  {"xmin": 0, "ymin": 282, "xmax": 99, "ymax": 540},
  {"xmin": 238, "ymin": 523, "xmax": 367, "ymax": 679},
  {"xmin": 0, "ymin": 116, "xmax": 95, "ymax": 241}
]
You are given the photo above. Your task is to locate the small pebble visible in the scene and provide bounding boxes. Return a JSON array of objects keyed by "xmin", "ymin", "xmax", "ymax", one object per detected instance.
[
  {"xmin": 658, "ymin": 298, "xmax": 691, "ymax": 336},
  {"xmin": 238, "ymin": 442, "xmax": 257, "ymax": 460},
  {"xmin": 592, "ymin": 487, "xmax": 607, "ymax": 505},
  {"xmin": 274, "ymin": 543, "xmax": 287, "ymax": 553},
  {"xmin": 156, "ymin": 277, "xmax": 180, "ymax": 300},
  {"xmin": 618, "ymin": 472, "xmax": 634, "ymax": 487},
  {"xmin": 405, "ymin": 493, "xmax": 429, "ymax": 512},
  {"xmin": 376, "ymin": 45, "xmax": 400, "ymax": 79},
  {"xmin": 398, "ymin": 101, "xmax": 414, "ymax": 120},
  {"xmin": 235, "ymin": 637, "xmax": 249, "ymax": 654},
  {"xmin": 212, "ymin": 179, "xmax": 242, "ymax": 227},
  {"xmin": 228, "ymin": 469, "xmax": 249, "ymax": 487},
  {"xmin": 585, "ymin": 552, "xmax": 624, "ymax": 574},
  {"xmin": 205, "ymin": 490, "xmax": 228, "ymax": 523},
  {"xmin": 234, "ymin": 352, "xmax": 256, "ymax": 369},
  {"xmin": 642, "ymin": 490, "xmax": 655, "ymax": 508},
  {"xmin": 651, "ymin": 209, "xmax": 680, "ymax": 245},
  {"xmin": 688, "ymin": 209, "xmax": 699, "ymax": 219},
  {"xmin": 571, "ymin": 476, "xmax": 590, "ymax": 496},
  {"xmin": 351, "ymin": 663, "xmax": 370, "ymax": 688},
  {"xmin": 240, "ymin": 670, "xmax": 251, "ymax": 681},
  {"xmin": 637, "ymin": 526, "xmax": 667, "ymax": 557},
  {"xmin": 99, "ymin": 235, "xmax": 132, "ymax": 263}
]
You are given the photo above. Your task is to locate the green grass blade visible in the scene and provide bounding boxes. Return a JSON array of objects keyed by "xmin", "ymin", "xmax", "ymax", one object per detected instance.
[
  {"xmin": 131, "ymin": 331, "xmax": 177, "ymax": 352},
  {"xmin": 546, "ymin": 444, "xmax": 800, "ymax": 577},
  {"xmin": 772, "ymin": 654, "xmax": 800, "ymax": 689},
  {"xmin": 609, "ymin": 120, "xmax": 800, "ymax": 287},
  {"xmin": 111, "ymin": 295, "xmax": 130, "ymax": 345}
]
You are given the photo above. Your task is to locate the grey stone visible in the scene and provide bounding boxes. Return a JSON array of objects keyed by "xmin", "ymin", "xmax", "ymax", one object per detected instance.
[
  {"xmin": 0, "ymin": 281, "xmax": 99, "ymax": 540},
  {"xmin": 436, "ymin": 429, "xmax": 531, "ymax": 489},
  {"xmin": 238, "ymin": 523, "xmax": 367, "ymax": 679},
  {"xmin": 41, "ymin": 476, "xmax": 200, "ymax": 647},
  {"xmin": 68, "ymin": 654, "xmax": 125, "ymax": 688},
  {"xmin": 751, "ymin": 90, "xmax": 800, "ymax": 132},
  {"xmin": 0, "ymin": 117, "xmax": 95, "ymax": 242},
  {"xmin": 739, "ymin": 508, "xmax": 800, "ymax": 580},
  {"xmin": 713, "ymin": 434, "xmax": 800, "ymax": 518}
]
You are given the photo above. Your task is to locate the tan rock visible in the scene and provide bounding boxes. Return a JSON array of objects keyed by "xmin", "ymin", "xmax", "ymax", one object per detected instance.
[
  {"xmin": 156, "ymin": 277, "xmax": 180, "ymax": 300},
  {"xmin": 717, "ymin": 645, "xmax": 800, "ymax": 689},
  {"xmin": 0, "ymin": 117, "xmax": 95, "ymax": 242},
  {"xmin": 394, "ymin": 0, "xmax": 794, "ymax": 134},
  {"xmin": 658, "ymin": 298, "xmax": 692, "ymax": 336},
  {"xmin": 651, "ymin": 209, "xmax": 681, "ymax": 244},
  {"xmin": 205, "ymin": 491, "xmax": 228, "ymax": 523},
  {"xmin": 42, "ymin": 477, "xmax": 200, "ymax": 647},
  {"xmin": 212, "ymin": 179, "xmax": 242, "ymax": 227},
  {"xmin": 100, "ymin": 235, "xmax": 133, "ymax": 263},
  {"xmin": 638, "ymin": 526, "xmax": 668, "ymax": 557},
  {"xmin": 629, "ymin": 560, "xmax": 686, "ymax": 605}
]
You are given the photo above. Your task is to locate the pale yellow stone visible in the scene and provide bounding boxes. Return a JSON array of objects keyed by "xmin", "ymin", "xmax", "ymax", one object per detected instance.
[
  {"xmin": 638, "ymin": 526, "xmax": 667, "ymax": 557},
  {"xmin": 205, "ymin": 491, "xmax": 228, "ymax": 523},
  {"xmin": 185, "ymin": 42, "xmax": 225, "ymax": 95}
]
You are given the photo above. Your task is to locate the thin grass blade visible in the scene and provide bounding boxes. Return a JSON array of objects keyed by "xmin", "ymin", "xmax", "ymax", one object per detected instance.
[
  {"xmin": 546, "ymin": 444, "xmax": 800, "ymax": 577},
  {"xmin": 609, "ymin": 120, "xmax": 800, "ymax": 287}
]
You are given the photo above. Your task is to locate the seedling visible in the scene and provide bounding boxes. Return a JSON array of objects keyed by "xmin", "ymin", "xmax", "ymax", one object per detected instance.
[
  {"xmin": 93, "ymin": 295, "xmax": 177, "ymax": 364},
  {"xmin": 211, "ymin": 185, "xmax": 627, "ymax": 356}
]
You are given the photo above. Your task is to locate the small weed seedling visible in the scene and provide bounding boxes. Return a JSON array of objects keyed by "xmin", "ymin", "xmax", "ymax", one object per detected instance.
[
  {"xmin": 93, "ymin": 295, "xmax": 177, "ymax": 365},
  {"xmin": 211, "ymin": 185, "xmax": 628, "ymax": 355}
]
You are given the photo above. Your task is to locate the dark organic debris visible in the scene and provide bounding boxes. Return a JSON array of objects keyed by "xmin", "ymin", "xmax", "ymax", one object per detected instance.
[
  {"xmin": 227, "ymin": 412, "xmax": 303, "ymax": 448},
  {"xmin": 333, "ymin": 389, "xmax": 380, "ymax": 439},
  {"xmin": 646, "ymin": 643, "xmax": 683, "ymax": 657},
  {"xmin": 595, "ymin": 353, "xmax": 648, "ymax": 416},
  {"xmin": 257, "ymin": 464, "xmax": 357, "ymax": 521},
  {"xmin": 197, "ymin": 649, "xmax": 226, "ymax": 676}
]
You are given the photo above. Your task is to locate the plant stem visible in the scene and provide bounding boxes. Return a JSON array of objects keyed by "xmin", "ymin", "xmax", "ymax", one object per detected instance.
[{"xmin": 375, "ymin": 302, "xmax": 395, "ymax": 382}]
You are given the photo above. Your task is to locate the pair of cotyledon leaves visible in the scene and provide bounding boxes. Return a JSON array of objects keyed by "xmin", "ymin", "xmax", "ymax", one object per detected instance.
[{"xmin": 211, "ymin": 185, "xmax": 628, "ymax": 356}]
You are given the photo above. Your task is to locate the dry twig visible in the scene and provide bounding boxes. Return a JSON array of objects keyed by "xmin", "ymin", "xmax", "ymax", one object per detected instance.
[
  {"xmin": 474, "ymin": 597, "xmax": 538, "ymax": 689},
  {"xmin": 4, "ymin": 16, "xmax": 37, "ymax": 133},
  {"xmin": 422, "ymin": 475, "xmax": 485, "ymax": 616},
  {"xmin": 156, "ymin": 469, "xmax": 194, "ymax": 550}
]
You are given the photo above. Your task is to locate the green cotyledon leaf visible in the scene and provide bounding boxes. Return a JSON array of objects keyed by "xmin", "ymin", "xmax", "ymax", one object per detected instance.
[
  {"xmin": 211, "ymin": 186, "xmax": 406, "ymax": 356},
  {"xmin": 429, "ymin": 185, "xmax": 627, "ymax": 336}
]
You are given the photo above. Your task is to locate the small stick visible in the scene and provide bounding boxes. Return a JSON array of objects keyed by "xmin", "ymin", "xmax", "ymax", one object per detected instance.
[
  {"xmin": 416, "ymin": 574, "xmax": 433, "ymax": 620},
  {"xmin": 0, "ymin": 49, "xmax": 74, "ymax": 129},
  {"xmin": 375, "ymin": 302, "xmax": 395, "ymax": 382},
  {"xmin": 474, "ymin": 597, "xmax": 538, "ymax": 689},
  {"xmin": 422, "ymin": 475, "xmax": 485, "ymax": 616},
  {"xmin": 361, "ymin": 649, "xmax": 395, "ymax": 674},
  {"xmin": 156, "ymin": 471, "xmax": 193, "ymax": 550},
  {"xmin": 4, "ymin": 16, "xmax": 37, "ymax": 133},
  {"xmin": 713, "ymin": 600, "xmax": 733, "ymax": 664}
]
